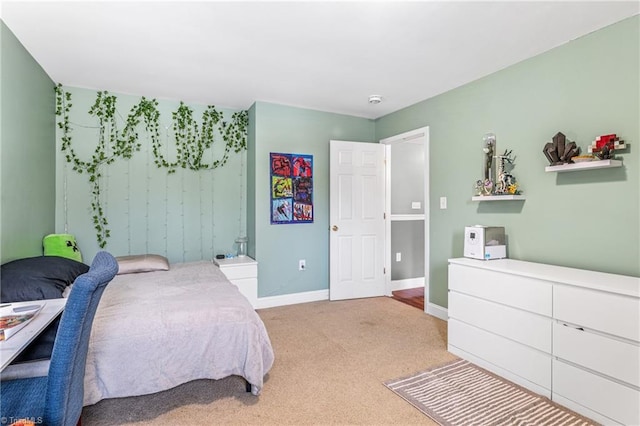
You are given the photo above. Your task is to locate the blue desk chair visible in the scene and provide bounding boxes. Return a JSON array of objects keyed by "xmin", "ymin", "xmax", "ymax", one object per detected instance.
[{"xmin": 1, "ymin": 251, "xmax": 118, "ymax": 426}]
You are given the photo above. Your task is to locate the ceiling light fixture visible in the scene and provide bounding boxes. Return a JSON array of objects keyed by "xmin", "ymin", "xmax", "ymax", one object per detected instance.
[{"xmin": 368, "ymin": 95, "xmax": 382, "ymax": 105}]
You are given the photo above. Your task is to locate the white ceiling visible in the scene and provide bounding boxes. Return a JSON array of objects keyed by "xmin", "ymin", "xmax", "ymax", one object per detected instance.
[{"xmin": 1, "ymin": 1, "xmax": 638, "ymax": 119}]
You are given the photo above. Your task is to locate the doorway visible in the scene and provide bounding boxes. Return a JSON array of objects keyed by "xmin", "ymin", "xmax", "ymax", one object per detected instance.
[
  {"xmin": 380, "ymin": 127, "xmax": 429, "ymax": 313},
  {"xmin": 391, "ymin": 287, "xmax": 425, "ymax": 310}
]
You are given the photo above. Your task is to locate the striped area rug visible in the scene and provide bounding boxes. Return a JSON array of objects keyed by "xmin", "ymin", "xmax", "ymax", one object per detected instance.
[{"xmin": 385, "ymin": 359, "xmax": 599, "ymax": 426}]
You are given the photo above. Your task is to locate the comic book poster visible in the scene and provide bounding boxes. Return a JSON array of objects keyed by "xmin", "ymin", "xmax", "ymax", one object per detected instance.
[
  {"xmin": 272, "ymin": 198, "xmax": 292, "ymax": 222},
  {"xmin": 272, "ymin": 176, "xmax": 292, "ymax": 198},
  {"xmin": 270, "ymin": 152, "xmax": 313, "ymax": 224}
]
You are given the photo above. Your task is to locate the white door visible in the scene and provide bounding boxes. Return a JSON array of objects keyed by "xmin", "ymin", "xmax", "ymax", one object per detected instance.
[{"xmin": 329, "ymin": 140, "xmax": 386, "ymax": 300}]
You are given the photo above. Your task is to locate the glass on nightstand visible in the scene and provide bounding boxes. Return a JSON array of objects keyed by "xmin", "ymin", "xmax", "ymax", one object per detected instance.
[{"xmin": 235, "ymin": 236, "xmax": 248, "ymax": 258}]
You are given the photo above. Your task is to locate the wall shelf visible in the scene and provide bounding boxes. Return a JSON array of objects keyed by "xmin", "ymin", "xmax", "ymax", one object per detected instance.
[
  {"xmin": 471, "ymin": 195, "xmax": 526, "ymax": 201},
  {"xmin": 545, "ymin": 159, "xmax": 622, "ymax": 173}
]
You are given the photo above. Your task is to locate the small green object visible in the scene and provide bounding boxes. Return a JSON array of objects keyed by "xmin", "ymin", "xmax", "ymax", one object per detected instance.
[{"xmin": 43, "ymin": 234, "xmax": 83, "ymax": 262}]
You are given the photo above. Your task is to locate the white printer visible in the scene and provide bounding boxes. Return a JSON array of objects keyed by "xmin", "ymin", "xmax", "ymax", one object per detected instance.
[{"xmin": 464, "ymin": 226, "xmax": 507, "ymax": 260}]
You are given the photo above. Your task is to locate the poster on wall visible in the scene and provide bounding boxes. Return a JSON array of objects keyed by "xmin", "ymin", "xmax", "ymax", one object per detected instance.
[{"xmin": 270, "ymin": 152, "xmax": 313, "ymax": 224}]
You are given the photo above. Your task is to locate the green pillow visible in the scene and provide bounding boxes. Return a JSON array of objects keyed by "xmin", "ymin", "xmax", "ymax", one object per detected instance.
[{"xmin": 43, "ymin": 234, "xmax": 82, "ymax": 262}]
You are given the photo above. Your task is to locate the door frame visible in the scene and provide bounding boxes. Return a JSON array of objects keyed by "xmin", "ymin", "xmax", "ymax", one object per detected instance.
[{"xmin": 379, "ymin": 127, "xmax": 430, "ymax": 310}]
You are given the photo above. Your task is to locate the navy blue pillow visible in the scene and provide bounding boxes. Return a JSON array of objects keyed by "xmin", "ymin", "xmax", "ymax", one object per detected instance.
[
  {"xmin": 0, "ymin": 256, "xmax": 89, "ymax": 303},
  {"xmin": 13, "ymin": 317, "xmax": 61, "ymax": 362}
]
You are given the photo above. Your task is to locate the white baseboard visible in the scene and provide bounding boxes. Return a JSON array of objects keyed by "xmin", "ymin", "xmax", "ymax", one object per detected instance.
[
  {"xmin": 255, "ymin": 286, "xmax": 449, "ymax": 321},
  {"xmin": 426, "ymin": 302, "xmax": 448, "ymax": 321},
  {"xmin": 256, "ymin": 289, "xmax": 329, "ymax": 309},
  {"xmin": 255, "ymin": 287, "xmax": 449, "ymax": 324},
  {"xmin": 391, "ymin": 277, "xmax": 425, "ymax": 291}
]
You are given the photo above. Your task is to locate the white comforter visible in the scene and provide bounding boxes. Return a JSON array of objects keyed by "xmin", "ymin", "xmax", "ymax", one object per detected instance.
[{"xmin": 83, "ymin": 261, "xmax": 274, "ymax": 406}]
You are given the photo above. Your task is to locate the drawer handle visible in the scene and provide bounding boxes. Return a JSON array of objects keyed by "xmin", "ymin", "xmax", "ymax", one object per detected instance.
[{"xmin": 562, "ymin": 323, "xmax": 584, "ymax": 331}]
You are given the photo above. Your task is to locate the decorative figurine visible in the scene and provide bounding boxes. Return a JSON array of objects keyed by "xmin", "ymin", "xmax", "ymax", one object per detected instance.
[
  {"xmin": 543, "ymin": 132, "xmax": 579, "ymax": 165},
  {"xmin": 599, "ymin": 145, "xmax": 612, "ymax": 159},
  {"xmin": 475, "ymin": 180, "xmax": 484, "ymax": 196},
  {"xmin": 494, "ymin": 149, "xmax": 518, "ymax": 195},
  {"xmin": 483, "ymin": 179, "xmax": 493, "ymax": 195},
  {"xmin": 482, "ymin": 133, "xmax": 496, "ymax": 182},
  {"xmin": 475, "ymin": 133, "xmax": 522, "ymax": 196},
  {"xmin": 589, "ymin": 134, "xmax": 625, "ymax": 159},
  {"xmin": 475, "ymin": 133, "xmax": 497, "ymax": 195}
]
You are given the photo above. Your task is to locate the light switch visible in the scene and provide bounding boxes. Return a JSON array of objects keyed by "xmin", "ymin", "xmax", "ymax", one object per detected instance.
[
  {"xmin": 396, "ymin": 252, "xmax": 402, "ymax": 262},
  {"xmin": 440, "ymin": 197, "xmax": 447, "ymax": 209}
]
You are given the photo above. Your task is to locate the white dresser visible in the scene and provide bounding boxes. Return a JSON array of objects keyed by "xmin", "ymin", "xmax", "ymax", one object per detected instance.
[
  {"xmin": 214, "ymin": 256, "xmax": 258, "ymax": 308},
  {"xmin": 448, "ymin": 258, "xmax": 640, "ymax": 425}
]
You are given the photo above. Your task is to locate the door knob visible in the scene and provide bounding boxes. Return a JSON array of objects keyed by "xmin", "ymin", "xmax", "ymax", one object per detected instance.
[{"xmin": 332, "ymin": 225, "xmax": 339, "ymax": 232}]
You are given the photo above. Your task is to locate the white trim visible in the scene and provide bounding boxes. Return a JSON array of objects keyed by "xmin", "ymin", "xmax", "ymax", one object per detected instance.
[
  {"xmin": 256, "ymin": 289, "xmax": 328, "ymax": 309},
  {"xmin": 379, "ymin": 128, "xmax": 427, "ymax": 144},
  {"xmin": 423, "ymin": 128, "xmax": 430, "ymax": 312},
  {"xmin": 384, "ymin": 144, "xmax": 392, "ymax": 296},
  {"xmin": 391, "ymin": 277, "xmax": 424, "ymax": 291},
  {"xmin": 426, "ymin": 302, "xmax": 448, "ymax": 321},
  {"xmin": 390, "ymin": 214, "xmax": 425, "ymax": 221},
  {"xmin": 254, "ymin": 289, "xmax": 448, "ymax": 322}
]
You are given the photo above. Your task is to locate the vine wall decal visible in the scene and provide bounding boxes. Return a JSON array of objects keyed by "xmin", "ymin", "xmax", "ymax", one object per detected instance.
[{"xmin": 55, "ymin": 84, "xmax": 248, "ymax": 248}]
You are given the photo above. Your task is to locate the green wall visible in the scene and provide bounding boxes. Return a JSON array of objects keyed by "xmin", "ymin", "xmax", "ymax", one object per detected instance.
[
  {"xmin": 375, "ymin": 16, "xmax": 640, "ymax": 307},
  {"xmin": 250, "ymin": 102, "xmax": 375, "ymax": 297},
  {"xmin": 0, "ymin": 21, "xmax": 55, "ymax": 263}
]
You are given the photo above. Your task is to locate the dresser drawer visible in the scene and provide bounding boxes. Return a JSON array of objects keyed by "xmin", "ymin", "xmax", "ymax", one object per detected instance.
[
  {"xmin": 448, "ymin": 264, "xmax": 552, "ymax": 316},
  {"xmin": 448, "ymin": 319, "xmax": 551, "ymax": 390},
  {"xmin": 553, "ymin": 321, "xmax": 639, "ymax": 388},
  {"xmin": 449, "ymin": 291, "xmax": 551, "ymax": 352},
  {"xmin": 553, "ymin": 359, "xmax": 640, "ymax": 426},
  {"xmin": 219, "ymin": 264, "xmax": 257, "ymax": 280},
  {"xmin": 554, "ymin": 284, "xmax": 640, "ymax": 342}
]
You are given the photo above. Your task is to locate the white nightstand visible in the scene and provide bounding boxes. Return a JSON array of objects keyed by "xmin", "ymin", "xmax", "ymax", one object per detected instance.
[{"xmin": 213, "ymin": 256, "xmax": 258, "ymax": 308}]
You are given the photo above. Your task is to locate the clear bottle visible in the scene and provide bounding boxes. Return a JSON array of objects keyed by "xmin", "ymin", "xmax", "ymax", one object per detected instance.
[{"xmin": 235, "ymin": 236, "xmax": 248, "ymax": 258}]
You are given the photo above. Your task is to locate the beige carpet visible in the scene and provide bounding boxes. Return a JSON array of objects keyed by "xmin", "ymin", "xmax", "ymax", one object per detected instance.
[
  {"xmin": 82, "ymin": 297, "xmax": 456, "ymax": 425},
  {"xmin": 386, "ymin": 358, "xmax": 598, "ymax": 426}
]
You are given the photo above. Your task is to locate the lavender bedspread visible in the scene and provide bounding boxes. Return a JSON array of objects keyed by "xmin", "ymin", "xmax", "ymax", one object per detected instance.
[{"xmin": 83, "ymin": 261, "xmax": 274, "ymax": 405}]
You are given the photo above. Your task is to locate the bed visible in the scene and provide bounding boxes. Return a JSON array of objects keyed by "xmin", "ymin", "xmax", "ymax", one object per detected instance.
[
  {"xmin": 0, "ymin": 254, "xmax": 274, "ymax": 406},
  {"xmin": 82, "ymin": 259, "xmax": 274, "ymax": 405}
]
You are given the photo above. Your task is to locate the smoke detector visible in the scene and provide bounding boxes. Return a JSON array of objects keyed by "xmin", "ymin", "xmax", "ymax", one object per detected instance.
[{"xmin": 368, "ymin": 95, "xmax": 382, "ymax": 105}]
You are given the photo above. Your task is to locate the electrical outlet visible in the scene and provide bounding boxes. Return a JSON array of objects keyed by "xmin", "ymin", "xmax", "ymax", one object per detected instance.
[{"xmin": 299, "ymin": 259, "xmax": 306, "ymax": 271}]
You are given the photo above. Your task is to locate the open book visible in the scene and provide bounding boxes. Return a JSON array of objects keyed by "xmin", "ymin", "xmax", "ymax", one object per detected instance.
[{"xmin": 0, "ymin": 303, "xmax": 44, "ymax": 341}]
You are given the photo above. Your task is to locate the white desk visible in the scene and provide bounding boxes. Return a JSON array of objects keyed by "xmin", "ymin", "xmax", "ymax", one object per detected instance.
[{"xmin": 0, "ymin": 298, "xmax": 66, "ymax": 372}]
